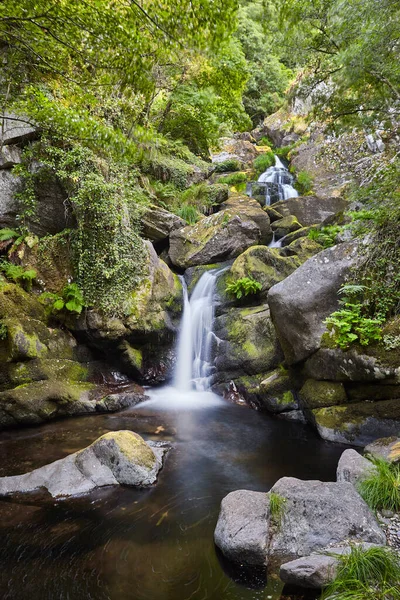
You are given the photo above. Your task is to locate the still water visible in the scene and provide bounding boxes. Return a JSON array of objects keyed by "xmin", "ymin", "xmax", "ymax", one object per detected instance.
[{"xmin": 0, "ymin": 397, "xmax": 351, "ymax": 600}]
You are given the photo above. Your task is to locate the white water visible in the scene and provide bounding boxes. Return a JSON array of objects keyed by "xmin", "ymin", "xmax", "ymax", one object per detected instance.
[
  {"xmin": 268, "ymin": 232, "xmax": 282, "ymax": 248},
  {"xmin": 144, "ymin": 269, "xmax": 224, "ymax": 410},
  {"xmin": 256, "ymin": 155, "xmax": 298, "ymax": 205}
]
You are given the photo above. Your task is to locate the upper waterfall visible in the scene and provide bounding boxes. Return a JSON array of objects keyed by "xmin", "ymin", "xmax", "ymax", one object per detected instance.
[{"xmin": 247, "ymin": 155, "xmax": 298, "ymax": 206}]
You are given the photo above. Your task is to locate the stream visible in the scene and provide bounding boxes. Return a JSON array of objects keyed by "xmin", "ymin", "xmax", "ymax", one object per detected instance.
[{"xmin": 0, "ymin": 265, "xmax": 351, "ymax": 600}]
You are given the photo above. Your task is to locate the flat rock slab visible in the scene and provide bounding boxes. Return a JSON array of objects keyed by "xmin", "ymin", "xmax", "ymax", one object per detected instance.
[
  {"xmin": 214, "ymin": 490, "xmax": 270, "ymax": 566},
  {"xmin": 0, "ymin": 431, "xmax": 167, "ymax": 498},
  {"xmin": 269, "ymin": 477, "xmax": 386, "ymax": 565}
]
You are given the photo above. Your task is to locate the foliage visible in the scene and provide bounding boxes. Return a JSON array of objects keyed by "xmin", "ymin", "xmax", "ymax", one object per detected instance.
[
  {"xmin": 295, "ymin": 170, "xmax": 313, "ymax": 194},
  {"xmin": 321, "ymin": 545, "xmax": 400, "ymax": 600},
  {"xmin": 218, "ymin": 172, "xmax": 248, "ymax": 185},
  {"xmin": 40, "ymin": 283, "xmax": 85, "ymax": 316},
  {"xmin": 308, "ymin": 225, "xmax": 341, "ymax": 248},
  {"xmin": 358, "ymin": 458, "xmax": 400, "ymax": 513},
  {"xmin": 0, "ymin": 320, "xmax": 8, "ymax": 340},
  {"xmin": 269, "ymin": 492, "xmax": 286, "ymax": 525},
  {"xmin": 253, "ymin": 152, "xmax": 275, "ymax": 174},
  {"xmin": 214, "ymin": 159, "xmax": 242, "ymax": 173},
  {"xmin": 0, "ymin": 260, "xmax": 36, "ymax": 291},
  {"xmin": 383, "ymin": 335, "xmax": 400, "ymax": 351},
  {"xmin": 0, "ymin": 228, "xmax": 19, "ymax": 242},
  {"xmin": 226, "ymin": 276, "xmax": 262, "ymax": 299},
  {"xmin": 176, "ymin": 205, "xmax": 200, "ymax": 225}
]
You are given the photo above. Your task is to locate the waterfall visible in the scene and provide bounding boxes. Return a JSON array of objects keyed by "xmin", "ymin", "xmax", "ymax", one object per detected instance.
[
  {"xmin": 174, "ymin": 269, "xmax": 221, "ymax": 392},
  {"xmin": 249, "ymin": 155, "xmax": 298, "ymax": 205}
]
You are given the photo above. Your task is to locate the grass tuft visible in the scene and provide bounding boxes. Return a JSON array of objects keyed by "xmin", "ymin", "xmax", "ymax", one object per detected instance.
[
  {"xmin": 358, "ymin": 457, "xmax": 400, "ymax": 513},
  {"xmin": 269, "ymin": 492, "xmax": 286, "ymax": 525}
]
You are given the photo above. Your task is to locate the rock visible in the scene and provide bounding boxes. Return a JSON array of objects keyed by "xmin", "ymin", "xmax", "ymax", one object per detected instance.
[
  {"xmin": 268, "ymin": 241, "xmax": 359, "ymax": 365},
  {"xmin": 0, "ymin": 358, "xmax": 88, "ymax": 390},
  {"xmin": 304, "ymin": 347, "xmax": 397, "ymax": 382},
  {"xmin": 299, "ymin": 379, "xmax": 347, "ymax": 409},
  {"xmin": 214, "ymin": 490, "xmax": 270, "ymax": 566},
  {"xmin": 229, "ymin": 246, "xmax": 298, "ymax": 299},
  {"xmin": 280, "ymin": 237, "xmax": 323, "ymax": 263},
  {"xmin": 0, "ymin": 145, "xmax": 22, "ymax": 169},
  {"xmin": 263, "ymin": 205, "xmax": 283, "ymax": 223},
  {"xmin": 281, "ymin": 133, "xmax": 300, "ymax": 147},
  {"xmin": 268, "ymin": 477, "xmax": 386, "ymax": 565},
  {"xmin": 337, "ymin": 449, "xmax": 377, "ymax": 485},
  {"xmin": 141, "ymin": 205, "xmax": 185, "ymax": 242},
  {"xmin": 365, "ymin": 437, "xmax": 400, "ymax": 463},
  {"xmin": 271, "ymin": 215, "xmax": 302, "ymax": 239},
  {"xmin": 273, "ymin": 196, "xmax": 348, "ymax": 227},
  {"xmin": 261, "ymin": 107, "xmax": 307, "ymax": 148},
  {"xmin": 280, "ymin": 226, "xmax": 316, "ymax": 246},
  {"xmin": 311, "ymin": 400, "xmax": 400, "ymax": 446},
  {"xmin": 0, "ymin": 113, "xmax": 38, "ymax": 145},
  {"xmin": 212, "ymin": 137, "xmax": 258, "ymax": 167},
  {"xmin": 213, "ymin": 304, "xmax": 283, "ymax": 381},
  {"xmin": 280, "ymin": 554, "xmax": 339, "ymax": 588},
  {"xmin": 347, "ymin": 384, "xmax": 400, "ymax": 402},
  {"xmin": 169, "ymin": 197, "xmax": 272, "ymax": 269},
  {"xmin": 0, "ymin": 431, "xmax": 165, "ymax": 497},
  {"xmin": 259, "ymin": 370, "xmax": 298, "ymax": 413},
  {"xmin": 278, "ymin": 409, "xmax": 307, "ymax": 424}
]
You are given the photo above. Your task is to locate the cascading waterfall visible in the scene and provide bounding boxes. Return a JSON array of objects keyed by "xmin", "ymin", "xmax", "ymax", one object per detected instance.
[{"xmin": 248, "ymin": 155, "xmax": 298, "ymax": 206}]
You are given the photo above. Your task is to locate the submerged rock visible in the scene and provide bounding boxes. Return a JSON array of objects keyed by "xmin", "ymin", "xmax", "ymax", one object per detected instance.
[
  {"xmin": 0, "ymin": 431, "xmax": 166, "ymax": 498},
  {"xmin": 214, "ymin": 490, "xmax": 270, "ymax": 566}
]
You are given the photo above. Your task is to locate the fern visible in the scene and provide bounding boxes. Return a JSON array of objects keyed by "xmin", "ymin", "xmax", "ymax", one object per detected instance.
[
  {"xmin": 226, "ymin": 277, "xmax": 262, "ymax": 299},
  {"xmin": 0, "ymin": 260, "xmax": 37, "ymax": 291},
  {"xmin": 0, "ymin": 228, "xmax": 19, "ymax": 242}
]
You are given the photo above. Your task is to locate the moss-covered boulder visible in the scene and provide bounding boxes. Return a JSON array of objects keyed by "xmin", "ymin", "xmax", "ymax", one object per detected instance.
[
  {"xmin": 259, "ymin": 369, "xmax": 298, "ymax": 413},
  {"xmin": 364, "ymin": 437, "xmax": 400, "ymax": 463},
  {"xmin": 0, "ymin": 430, "xmax": 166, "ymax": 497},
  {"xmin": 264, "ymin": 205, "xmax": 284, "ymax": 223},
  {"xmin": 311, "ymin": 400, "xmax": 400, "ymax": 446},
  {"xmin": 273, "ymin": 196, "xmax": 348, "ymax": 227},
  {"xmin": 169, "ymin": 196, "xmax": 272, "ymax": 269},
  {"xmin": 230, "ymin": 246, "xmax": 298, "ymax": 300},
  {"xmin": 280, "ymin": 226, "xmax": 316, "ymax": 247},
  {"xmin": 0, "ymin": 358, "xmax": 88, "ymax": 390},
  {"xmin": 300, "ymin": 379, "xmax": 347, "ymax": 409},
  {"xmin": 279, "ymin": 238, "xmax": 323, "ymax": 262},
  {"xmin": 271, "ymin": 215, "xmax": 302, "ymax": 239}
]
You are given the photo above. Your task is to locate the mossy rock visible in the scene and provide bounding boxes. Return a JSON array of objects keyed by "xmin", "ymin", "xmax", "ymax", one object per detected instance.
[
  {"xmin": 312, "ymin": 399, "xmax": 400, "ymax": 446},
  {"xmin": 119, "ymin": 341, "xmax": 143, "ymax": 377},
  {"xmin": 90, "ymin": 430, "xmax": 156, "ymax": 472},
  {"xmin": 300, "ymin": 379, "xmax": 347, "ymax": 409},
  {"xmin": 280, "ymin": 226, "xmax": 316, "ymax": 247},
  {"xmin": 259, "ymin": 369, "xmax": 298, "ymax": 413},
  {"xmin": 263, "ymin": 205, "xmax": 284, "ymax": 223},
  {"xmin": 229, "ymin": 245, "xmax": 298, "ymax": 299},
  {"xmin": 271, "ymin": 215, "xmax": 302, "ymax": 239},
  {"xmin": 0, "ymin": 283, "xmax": 46, "ymax": 322},
  {"xmin": 3, "ymin": 359, "xmax": 88, "ymax": 389},
  {"xmin": 279, "ymin": 237, "xmax": 323, "ymax": 263}
]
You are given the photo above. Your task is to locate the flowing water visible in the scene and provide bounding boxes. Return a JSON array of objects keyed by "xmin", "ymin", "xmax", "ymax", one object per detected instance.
[
  {"xmin": 0, "ymin": 271, "xmax": 352, "ymax": 600},
  {"xmin": 247, "ymin": 155, "xmax": 298, "ymax": 206}
]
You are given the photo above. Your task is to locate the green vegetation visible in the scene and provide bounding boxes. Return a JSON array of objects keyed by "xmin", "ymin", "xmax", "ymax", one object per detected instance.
[
  {"xmin": 295, "ymin": 170, "xmax": 313, "ymax": 194},
  {"xmin": 321, "ymin": 546, "xmax": 400, "ymax": 600},
  {"xmin": 308, "ymin": 226, "xmax": 341, "ymax": 248},
  {"xmin": 358, "ymin": 458, "xmax": 400, "ymax": 513},
  {"xmin": 0, "ymin": 260, "xmax": 37, "ymax": 291},
  {"xmin": 0, "ymin": 320, "xmax": 8, "ymax": 340},
  {"xmin": 214, "ymin": 159, "xmax": 242, "ymax": 173},
  {"xmin": 226, "ymin": 277, "xmax": 262, "ymax": 300},
  {"xmin": 176, "ymin": 205, "xmax": 200, "ymax": 225},
  {"xmin": 40, "ymin": 283, "xmax": 85, "ymax": 316},
  {"xmin": 269, "ymin": 492, "xmax": 286, "ymax": 525},
  {"xmin": 218, "ymin": 172, "xmax": 248, "ymax": 185},
  {"xmin": 253, "ymin": 152, "xmax": 275, "ymax": 175}
]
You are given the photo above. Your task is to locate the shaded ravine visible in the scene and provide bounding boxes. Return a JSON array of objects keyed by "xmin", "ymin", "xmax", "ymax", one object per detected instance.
[{"xmin": 0, "ymin": 272, "xmax": 353, "ymax": 600}]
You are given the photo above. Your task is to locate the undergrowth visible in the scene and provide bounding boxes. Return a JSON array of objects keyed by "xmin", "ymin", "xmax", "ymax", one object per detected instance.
[
  {"xmin": 358, "ymin": 457, "xmax": 400, "ymax": 513},
  {"xmin": 226, "ymin": 276, "xmax": 262, "ymax": 299}
]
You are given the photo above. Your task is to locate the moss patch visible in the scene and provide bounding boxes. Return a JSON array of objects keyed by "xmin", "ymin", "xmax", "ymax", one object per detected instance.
[
  {"xmin": 97, "ymin": 431, "xmax": 156, "ymax": 470},
  {"xmin": 300, "ymin": 379, "xmax": 347, "ymax": 409}
]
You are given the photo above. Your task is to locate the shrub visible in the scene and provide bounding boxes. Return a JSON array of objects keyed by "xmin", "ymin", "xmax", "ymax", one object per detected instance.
[
  {"xmin": 253, "ymin": 151, "xmax": 275, "ymax": 175},
  {"xmin": 321, "ymin": 545, "xmax": 400, "ymax": 600},
  {"xmin": 226, "ymin": 276, "xmax": 262, "ymax": 299},
  {"xmin": 214, "ymin": 159, "xmax": 241, "ymax": 173},
  {"xmin": 218, "ymin": 172, "xmax": 248, "ymax": 185},
  {"xmin": 358, "ymin": 458, "xmax": 400, "ymax": 513},
  {"xmin": 308, "ymin": 225, "xmax": 342, "ymax": 248},
  {"xmin": 296, "ymin": 170, "xmax": 313, "ymax": 194},
  {"xmin": 325, "ymin": 303, "xmax": 383, "ymax": 349},
  {"xmin": 257, "ymin": 136, "xmax": 273, "ymax": 147},
  {"xmin": 0, "ymin": 260, "xmax": 37, "ymax": 291},
  {"xmin": 276, "ymin": 145, "xmax": 294, "ymax": 160}
]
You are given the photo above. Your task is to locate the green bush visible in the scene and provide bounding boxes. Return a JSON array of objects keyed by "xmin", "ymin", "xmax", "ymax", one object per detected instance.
[
  {"xmin": 226, "ymin": 276, "xmax": 262, "ymax": 299},
  {"xmin": 308, "ymin": 225, "xmax": 342, "ymax": 248},
  {"xmin": 257, "ymin": 136, "xmax": 273, "ymax": 147},
  {"xmin": 0, "ymin": 260, "xmax": 37, "ymax": 291},
  {"xmin": 296, "ymin": 170, "xmax": 313, "ymax": 194},
  {"xmin": 214, "ymin": 159, "xmax": 241, "ymax": 173},
  {"xmin": 321, "ymin": 545, "xmax": 400, "ymax": 600},
  {"xmin": 276, "ymin": 145, "xmax": 294, "ymax": 160},
  {"xmin": 253, "ymin": 151, "xmax": 275, "ymax": 174},
  {"xmin": 325, "ymin": 303, "xmax": 383, "ymax": 349},
  {"xmin": 358, "ymin": 458, "xmax": 400, "ymax": 513},
  {"xmin": 218, "ymin": 172, "xmax": 248, "ymax": 185}
]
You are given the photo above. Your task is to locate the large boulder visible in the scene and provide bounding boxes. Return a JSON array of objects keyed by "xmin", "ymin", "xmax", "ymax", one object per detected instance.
[
  {"xmin": 365, "ymin": 437, "xmax": 400, "ymax": 463},
  {"xmin": 141, "ymin": 205, "xmax": 185, "ymax": 242},
  {"xmin": 299, "ymin": 379, "xmax": 347, "ymax": 409},
  {"xmin": 0, "ymin": 431, "xmax": 165, "ymax": 497},
  {"xmin": 212, "ymin": 137, "xmax": 258, "ymax": 167},
  {"xmin": 304, "ymin": 347, "xmax": 398, "ymax": 382},
  {"xmin": 273, "ymin": 196, "xmax": 348, "ymax": 227},
  {"xmin": 169, "ymin": 197, "xmax": 272, "ymax": 269},
  {"xmin": 214, "ymin": 490, "xmax": 270, "ymax": 566},
  {"xmin": 268, "ymin": 241, "xmax": 359, "ymax": 365},
  {"xmin": 268, "ymin": 477, "xmax": 386, "ymax": 566},
  {"xmin": 337, "ymin": 449, "xmax": 376, "ymax": 485},
  {"xmin": 271, "ymin": 215, "xmax": 302, "ymax": 239}
]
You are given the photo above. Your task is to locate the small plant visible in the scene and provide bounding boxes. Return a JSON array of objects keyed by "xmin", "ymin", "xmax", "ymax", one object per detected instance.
[
  {"xmin": 253, "ymin": 152, "xmax": 275, "ymax": 175},
  {"xmin": 325, "ymin": 303, "xmax": 383, "ymax": 349},
  {"xmin": 358, "ymin": 457, "xmax": 400, "ymax": 513},
  {"xmin": 383, "ymin": 334, "xmax": 400, "ymax": 350},
  {"xmin": 218, "ymin": 172, "xmax": 248, "ymax": 185},
  {"xmin": 276, "ymin": 145, "xmax": 294, "ymax": 160},
  {"xmin": 40, "ymin": 283, "xmax": 85, "ymax": 315},
  {"xmin": 321, "ymin": 545, "xmax": 400, "ymax": 600},
  {"xmin": 308, "ymin": 225, "xmax": 341, "ymax": 248},
  {"xmin": 295, "ymin": 170, "xmax": 313, "ymax": 194},
  {"xmin": 226, "ymin": 277, "xmax": 262, "ymax": 300},
  {"xmin": 257, "ymin": 136, "xmax": 273, "ymax": 147},
  {"xmin": 0, "ymin": 320, "xmax": 8, "ymax": 340},
  {"xmin": 176, "ymin": 204, "xmax": 200, "ymax": 225},
  {"xmin": 214, "ymin": 159, "xmax": 241, "ymax": 173},
  {"xmin": 269, "ymin": 492, "xmax": 286, "ymax": 525},
  {"xmin": 0, "ymin": 228, "xmax": 19, "ymax": 242},
  {"xmin": 0, "ymin": 260, "xmax": 37, "ymax": 291}
]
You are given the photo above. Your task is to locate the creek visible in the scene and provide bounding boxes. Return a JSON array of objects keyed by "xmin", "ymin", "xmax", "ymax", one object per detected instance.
[{"xmin": 0, "ymin": 270, "xmax": 351, "ymax": 600}]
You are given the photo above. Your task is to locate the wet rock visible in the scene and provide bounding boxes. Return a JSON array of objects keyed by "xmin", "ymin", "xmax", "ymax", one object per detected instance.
[
  {"xmin": 141, "ymin": 205, "xmax": 185, "ymax": 242},
  {"xmin": 280, "ymin": 226, "xmax": 316, "ymax": 246},
  {"xmin": 259, "ymin": 370, "xmax": 298, "ymax": 414},
  {"xmin": 268, "ymin": 477, "xmax": 386, "ymax": 565},
  {"xmin": 169, "ymin": 197, "xmax": 272, "ymax": 269},
  {"xmin": 271, "ymin": 215, "xmax": 302, "ymax": 240},
  {"xmin": 0, "ymin": 431, "xmax": 166, "ymax": 497},
  {"xmin": 303, "ymin": 347, "xmax": 396, "ymax": 382},
  {"xmin": 268, "ymin": 241, "xmax": 359, "ymax": 365},
  {"xmin": 273, "ymin": 196, "xmax": 348, "ymax": 227},
  {"xmin": 280, "ymin": 554, "xmax": 339, "ymax": 588},
  {"xmin": 299, "ymin": 379, "xmax": 347, "ymax": 409},
  {"xmin": 214, "ymin": 490, "xmax": 270, "ymax": 566},
  {"xmin": 365, "ymin": 437, "xmax": 400, "ymax": 463},
  {"xmin": 337, "ymin": 449, "xmax": 377, "ymax": 485}
]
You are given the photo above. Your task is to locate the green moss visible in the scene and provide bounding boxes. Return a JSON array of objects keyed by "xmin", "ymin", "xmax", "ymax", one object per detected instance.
[
  {"xmin": 300, "ymin": 379, "xmax": 347, "ymax": 409},
  {"xmin": 97, "ymin": 431, "xmax": 156, "ymax": 469},
  {"xmin": 280, "ymin": 391, "xmax": 295, "ymax": 405}
]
